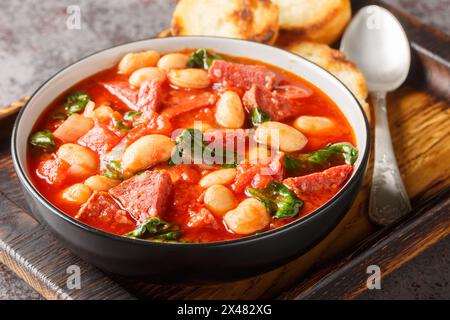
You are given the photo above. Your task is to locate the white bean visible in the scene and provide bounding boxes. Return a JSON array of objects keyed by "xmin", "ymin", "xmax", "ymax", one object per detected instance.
[
  {"xmin": 83, "ymin": 100, "xmax": 96, "ymax": 118},
  {"xmin": 118, "ymin": 50, "xmax": 160, "ymax": 75},
  {"xmin": 84, "ymin": 175, "xmax": 121, "ymax": 191},
  {"xmin": 122, "ymin": 134, "xmax": 175, "ymax": 173},
  {"xmin": 167, "ymin": 68, "xmax": 210, "ymax": 89},
  {"xmin": 204, "ymin": 185, "xmax": 237, "ymax": 217},
  {"xmin": 57, "ymin": 143, "xmax": 99, "ymax": 178},
  {"xmin": 215, "ymin": 91, "xmax": 245, "ymax": 129},
  {"xmin": 93, "ymin": 105, "xmax": 114, "ymax": 121},
  {"xmin": 199, "ymin": 168, "xmax": 237, "ymax": 188},
  {"xmin": 293, "ymin": 116, "xmax": 335, "ymax": 134},
  {"xmin": 223, "ymin": 198, "xmax": 270, "ymax": 235},
  {"xmin": 129, "ymin": 67, "xmax": 166, "ymax": 87},
  {"xmin": 157, "ymin": 53, "xmax": 189, "ymax": 71},
  {"xmin": 254, "ymin": 121, "xmax": 308, "ymax": 153},
  {"xmin": 62, "ymin": 183, "xmax": 92, "ymax": 204}
]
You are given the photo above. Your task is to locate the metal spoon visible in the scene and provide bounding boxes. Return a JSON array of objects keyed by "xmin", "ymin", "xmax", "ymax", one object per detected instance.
[{"xmin": 340, "ymin": 5, "xmax": 411, "ymax": 226}]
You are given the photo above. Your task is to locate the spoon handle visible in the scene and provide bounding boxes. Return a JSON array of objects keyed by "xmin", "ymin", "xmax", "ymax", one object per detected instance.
[{"xmin": 369, "ymin": 92, "xmax": 411, "ymax": 226}]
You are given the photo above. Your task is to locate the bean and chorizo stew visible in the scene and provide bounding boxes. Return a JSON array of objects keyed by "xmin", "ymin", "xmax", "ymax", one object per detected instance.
[{"xmin": 28, "ymin": 48, "xmax": 358, "ymax": 243}]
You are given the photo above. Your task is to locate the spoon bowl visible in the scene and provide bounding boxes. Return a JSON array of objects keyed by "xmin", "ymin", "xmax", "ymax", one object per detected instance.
[{"xmin": 341, "ymin": 5, "xmax": 411, "ymax": 92}]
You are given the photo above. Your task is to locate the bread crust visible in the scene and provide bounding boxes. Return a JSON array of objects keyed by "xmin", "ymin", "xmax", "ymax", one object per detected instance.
[
  {"xmin": 171, "ymin": 0, "xmax": 279, "ymax": 44},
  {"xmin": 286, "ymin": 41, "xmax": 370, "ymax": 121},
  {"xmin": 273, "ymin": 0, "xmax": 351, "ymax": 45},
  {"xmin": 157, "ymin": 28, "xmax": 172, "ymax": 38}
]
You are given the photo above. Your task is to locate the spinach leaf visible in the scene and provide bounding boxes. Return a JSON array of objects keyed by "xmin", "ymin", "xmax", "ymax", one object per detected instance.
[
  {"xmin": 283, "ymin": 142, "xmax": 358, "ymax": 175},
  {"xmin": 246, "ymin": 181, "xmax": 303, "ymax": 219},
  {"xmin": 170, "ymin": 128, "xmax": 203, "ymax": 165},
  {"xmin": 124, "ymin": 217, "xmax": 183, "ymax": 241},
  {"xmin": 29, "ymin": 130, "xmax": 56, "ymax": 151},
  {"xmin": 112, "ymin": 118, "xmax": 129, "ymax": 131},
  {"xmin": 187, "ymin": 48, "xmax": 223, "ymax": 69},
  {"xmin": 64, "ymin": 91, "xmax": 90, "ymax": 115},
  {"xmin": 123, "ymin": 111, "xmax": 142, "ymax": 122},
  {"xmin": 283, "ymin": 154, "xmax": 304, "ymax": 171},
  {"xmin": 308, "ymin": 142, "xmax": 358, "ymax": 165},
  {"xmin": 103, "ymin": 160, "xmax": 122, "ymax": 180},
  {"xmin": 203, "ymin": 141, "xmax": 239, "ymax": 168},
  {"xmin": 157, "ymin": 230, "xmax": 183, "ymax": 241},
  {"xmin": 250, "ymin": 108, "xmax": 270, "ymax": 126},
  {"xmin": 221, "ymin": 162, "xmax": 237, "ymax": 169},
  {"xmin": 170, "ymin": 128, "xmax": 238, "ymax": 167}
]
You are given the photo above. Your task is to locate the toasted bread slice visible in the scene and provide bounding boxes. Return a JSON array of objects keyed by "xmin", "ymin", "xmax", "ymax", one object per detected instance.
[
  {"xmin": 287, "ymin": 41, "xmax": 370, "ymax": 121},
  {"xmin": 273, "ymin": 0, "xmax": 351, "ymax": 45},
  {"xmin": 171, "ymin": 0, "xmax": 279, "ymax": 44},
  {"xmin": 157, "ymin": 28, "xmax": 172, "ymax": 38}
]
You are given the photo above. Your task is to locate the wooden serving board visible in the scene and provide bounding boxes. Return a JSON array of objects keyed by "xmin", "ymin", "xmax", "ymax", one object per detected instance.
[{"xmin": 0, "ymin": 0, "xmax": 449, "ymax": 300}]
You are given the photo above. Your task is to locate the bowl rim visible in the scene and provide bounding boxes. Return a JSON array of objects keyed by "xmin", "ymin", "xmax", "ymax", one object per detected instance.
[{"xmin": 12, "ymin": 36, "xmax": 370, "ymax": 248}]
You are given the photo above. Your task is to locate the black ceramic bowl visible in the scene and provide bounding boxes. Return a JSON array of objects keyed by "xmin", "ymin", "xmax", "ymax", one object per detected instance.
[{"xmin": 12, "ymin": 37, "xmax": 370, "ymax": 282}]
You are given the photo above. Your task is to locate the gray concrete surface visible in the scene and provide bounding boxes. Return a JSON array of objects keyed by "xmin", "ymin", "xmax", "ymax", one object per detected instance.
[{"xmin": 0, "ymin": 0, "xmax": 448, "ymax": 300}]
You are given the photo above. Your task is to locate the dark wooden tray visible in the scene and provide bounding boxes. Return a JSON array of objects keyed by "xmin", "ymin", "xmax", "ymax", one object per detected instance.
[{"xmin": 0, "ymin": 0, "xmax": 449, "ymax": 300}]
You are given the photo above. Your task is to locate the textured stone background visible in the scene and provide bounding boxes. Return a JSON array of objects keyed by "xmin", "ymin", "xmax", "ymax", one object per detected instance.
[{"xmin": 0, "ymin": 0, "xmax": 449, "ymax": 300}]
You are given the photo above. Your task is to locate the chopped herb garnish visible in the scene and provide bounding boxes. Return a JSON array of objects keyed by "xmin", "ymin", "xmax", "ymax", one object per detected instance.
[
  {"xmin": 170, "ymin": 128, "xmax": 204, "ymax": 165},
  {"xmin": 112, "ymin": 118, "xmax": 129, "ymax": 131},
  {"xmin": 251, "ymin": 108, "xmax": 270, "ymax": 126},
  {"xmin": 124, "ymin": 217, "xmax": 183, "ymax": 241},
  {"xmin": 64, "ymin": 91, "xmax": 90, "ymax": 115},
  {"xmin": 187, "ymin": 48, "xmax": 223, "ymax": 69},
  {"xmin": 246, "ymin": 181, "xmax": 303, "ymax": 219},
  {"xmin": 103, "ymin": 160, "xmax": 122, "ymax": 180},
  {"xmin": 157, "ymin": 230, "xmax": 183, "ymax": 241},
  {"xmin": 308, "ymin": 142, "xmax": 358, "ymax": 166},
  {"xmin": 282, "ymin": 154, "xmax": 304, "ymax": 172},
  {"xmin": 170, "ymin": 128, "xmax": 238, "ymax": 167},
  {"xmin": 123, "ymin": 111, "xmax": 142, "ymax": 122},
  {"xmin": 29, "ymin": 130, "xmax": 56, "ymax": 151},
  {"xmin": 222, "ymin": 162, "xmax": 237, "ymax": 169},
  {"xmin": 283, "ymin": 142, "xmax": 358, "ymax": 175}
]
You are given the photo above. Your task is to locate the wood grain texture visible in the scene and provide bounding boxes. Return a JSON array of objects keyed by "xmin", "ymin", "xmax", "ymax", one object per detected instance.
[
  {"xmin": 374, "ymin": 0, "xmax": 450, "ymax": 63},
  {"xmin": 0, "ymin": 97, "xmax": 28, "ymax": 122},
  {"xmin": 0, "ymin": 0, "xmax": 449, "ymax": 300},
  {"xmin": 279, "ymin": 187, "xmax": 450, "ymax": 300}
]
